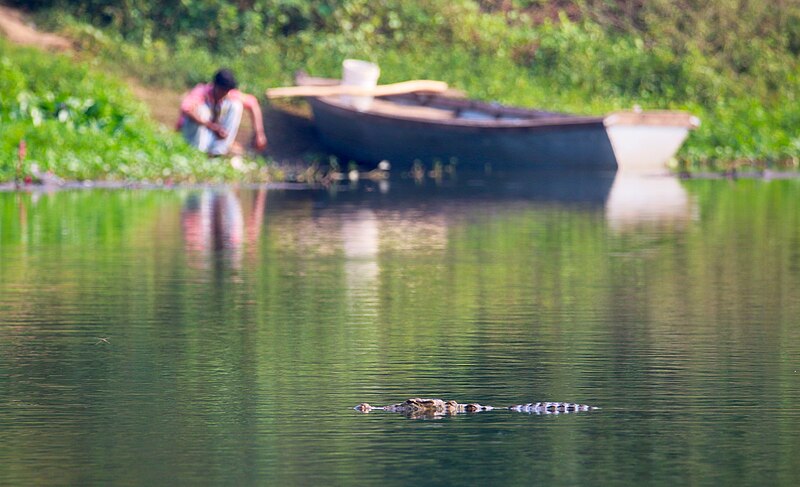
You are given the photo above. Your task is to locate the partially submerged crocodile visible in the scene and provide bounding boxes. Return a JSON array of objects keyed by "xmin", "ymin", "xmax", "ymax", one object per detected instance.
[{"xmin": 355, "ymin": 397, "xmax": 598, "ymax": 419}]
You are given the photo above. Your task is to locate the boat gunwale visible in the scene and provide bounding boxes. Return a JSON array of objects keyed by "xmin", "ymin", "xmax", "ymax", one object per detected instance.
[
  {"xmin": 297, "ymin": 75, "xmax": 697, "ymax": 130},
  {"xmin": 295, "ymin": 72, "xmax": 607, "ymax": 129},
  {"xmin": 309, "ymin": 95, "xmax": 609, "ymax": 130}
]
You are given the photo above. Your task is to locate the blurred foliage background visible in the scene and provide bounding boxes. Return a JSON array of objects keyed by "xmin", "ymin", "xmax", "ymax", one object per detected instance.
[{"xmin": 2, "ymin": 0, "xmax": 800, "ymax": 179}]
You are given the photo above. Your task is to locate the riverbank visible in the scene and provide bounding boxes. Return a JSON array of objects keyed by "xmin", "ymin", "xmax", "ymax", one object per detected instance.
[
  {"xmin": 0, "ymin": 5, "xmax": 330, "ymax": 184},
  {"xmin": 3, "ymin": 1, "xmax": 800, "ymax": 182},
  {"xmin": 30, "ymin": 1, "xmax": 800, "ymax": 171}
]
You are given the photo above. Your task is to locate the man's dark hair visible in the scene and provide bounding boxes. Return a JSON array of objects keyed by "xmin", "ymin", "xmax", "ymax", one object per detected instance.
[{"xmin": 213, "ymin": 69, "xmax": 238, "ymax": 90}]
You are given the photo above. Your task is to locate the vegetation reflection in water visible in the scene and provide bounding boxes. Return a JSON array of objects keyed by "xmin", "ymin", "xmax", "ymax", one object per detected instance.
[{"xmin": 1, "ymin": 173, "xmax": 800, "ymax": 486}]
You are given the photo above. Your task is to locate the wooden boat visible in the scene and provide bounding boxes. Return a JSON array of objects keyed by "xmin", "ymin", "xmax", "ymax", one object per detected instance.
[{"xmin": 290, "ymin": 73, "xmax": 700, "ymax": 173}]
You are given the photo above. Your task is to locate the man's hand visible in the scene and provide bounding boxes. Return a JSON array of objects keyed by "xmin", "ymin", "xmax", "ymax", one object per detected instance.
[
  {"xmin": 206, "ymin": 121, "xmax": 228, "ymax": 139},
  {"xmin": 254, "ymin": 133, "xmax": 268, "ymax": 151}
]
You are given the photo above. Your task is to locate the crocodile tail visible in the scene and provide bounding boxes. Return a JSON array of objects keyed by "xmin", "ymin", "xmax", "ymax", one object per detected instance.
[{"xmin": 508, "ymin": 402, "xmax": 598, "ymax": 414}]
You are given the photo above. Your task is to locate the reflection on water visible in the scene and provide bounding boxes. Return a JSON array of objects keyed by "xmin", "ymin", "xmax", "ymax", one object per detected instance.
[
  {"xmin": 605, "ymin": 173, "xmax": 695, "ymax": 231},
  {"xmin": 341, "ymin": 208, "xmax": 380, "ymax": 309},
  {"xmin": 180, "ymin": 188, "xmax": 266, "ymax": 270},
  {"xmin": 341, "ymin": 208, "xmax": 379, "ymax": 259},
  {"xmin": 321, "ymin": 170, "xmax": 696, "ymax": 234},
  {"xmin": 2, "ymin": 174, "xmax": 800, "ymax": 486}
]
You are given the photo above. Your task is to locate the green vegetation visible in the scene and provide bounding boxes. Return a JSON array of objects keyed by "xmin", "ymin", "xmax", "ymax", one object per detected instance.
[
  {"xmin": 0, "ymin": 38, "xmax": 263, "ymax": 182},
  {"xmin": 3, "ymin": 0, "xmax": 800, "ymax": 179}
]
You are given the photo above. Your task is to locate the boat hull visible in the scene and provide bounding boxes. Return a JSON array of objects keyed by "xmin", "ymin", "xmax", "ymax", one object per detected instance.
[{"xmin": 308, "ymin": 97, "xmax": 618, "ymax": 171}]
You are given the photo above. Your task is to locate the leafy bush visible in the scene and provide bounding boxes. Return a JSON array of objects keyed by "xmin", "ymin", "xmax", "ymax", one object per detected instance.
[{"xmin": 0, "ymin": 40, "xmax": 247, "ymax": 182}]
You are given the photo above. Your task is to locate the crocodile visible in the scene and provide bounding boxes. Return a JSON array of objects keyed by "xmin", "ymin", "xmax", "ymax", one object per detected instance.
[{"xmin": 354, "ymin": 397, "xmax": 598, "ymax": 419}]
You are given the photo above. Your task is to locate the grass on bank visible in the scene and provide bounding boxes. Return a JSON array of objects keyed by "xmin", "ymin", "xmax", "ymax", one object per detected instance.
[{"xmin": 0, "ymin": 38, "xmax": 270, "ymax": 183}]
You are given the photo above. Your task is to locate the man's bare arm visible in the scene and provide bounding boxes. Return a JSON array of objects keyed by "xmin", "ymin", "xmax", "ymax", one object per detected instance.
[
  {"xmin": 182, "ymin": 108, "xmax": 228, "ymax": 139},
  {"xmin": 247, "ymin": 101, "xmax": 268, "ymax": 151}
]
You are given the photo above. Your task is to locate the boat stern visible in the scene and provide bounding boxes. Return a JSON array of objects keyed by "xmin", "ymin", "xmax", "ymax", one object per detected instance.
[{"xmin": 604, "ymin": 111, "xmax": 700, "ymax": 173}]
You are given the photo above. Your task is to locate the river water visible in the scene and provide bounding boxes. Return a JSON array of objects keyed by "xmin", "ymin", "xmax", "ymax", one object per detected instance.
[{"xmin": 1, "ymin": 172, "xmax": 799, "ymax": 486}]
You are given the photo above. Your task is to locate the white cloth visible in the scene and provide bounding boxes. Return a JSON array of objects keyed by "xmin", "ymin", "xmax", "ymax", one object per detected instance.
[{"xmin": 181, "ymin": 99, "xmax": 243, "ymax": 155}]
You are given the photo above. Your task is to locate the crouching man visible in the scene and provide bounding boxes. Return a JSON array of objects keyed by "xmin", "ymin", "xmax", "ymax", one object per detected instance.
[{"xmin": 178, "ymin": 68, "xmax": 267, "ymax": 156}]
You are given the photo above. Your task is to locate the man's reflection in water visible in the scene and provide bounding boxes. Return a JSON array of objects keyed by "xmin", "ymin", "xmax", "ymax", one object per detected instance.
[
  {"xmin": 181, "ymin": 188, "xmax": 266, "ymax": 271},
  {"xmin": 16, "ymin": 193, "xmax": 27, "ymax": 238}
]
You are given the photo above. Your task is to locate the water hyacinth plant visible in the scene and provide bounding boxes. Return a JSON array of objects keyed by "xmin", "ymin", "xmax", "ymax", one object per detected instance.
[{"xmin": 0, "ymin": 39, "xmax": 260, "ymax": 183}]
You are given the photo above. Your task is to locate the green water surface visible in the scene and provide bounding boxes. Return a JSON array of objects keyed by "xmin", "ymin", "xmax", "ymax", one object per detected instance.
[{"xmin": 1, "ymin": 173, "xmax": 799, "ymax": 486}]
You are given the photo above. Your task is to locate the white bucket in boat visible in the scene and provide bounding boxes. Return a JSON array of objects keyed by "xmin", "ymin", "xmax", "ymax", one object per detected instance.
[{"xmin": 341, "ymin": 59, "xmax": 380, "ymax": 111}]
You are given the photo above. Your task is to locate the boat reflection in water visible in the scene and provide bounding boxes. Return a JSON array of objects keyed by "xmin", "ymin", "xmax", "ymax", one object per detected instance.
[
  {"xmin": 181, "ymin": 187, "xmax": 267, "ymax": 271},
  {"xmin": 317, "ymin": 169, "xmax": 695, "ymax": 233},
  {"xmin": 604, "ymin": 172, "xmax": 695, "ymax": 232},
  {"xmin": 341, "ymin": 208, "xmax": 380, "ymax": 310},
  {"xmin": 301, "ymin": 168, "xmax": 695, "ymax": 302}
]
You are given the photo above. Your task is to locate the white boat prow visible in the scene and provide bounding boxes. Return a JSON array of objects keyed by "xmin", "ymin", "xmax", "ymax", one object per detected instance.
[{"xmin": 604, "ymin": 111, "xmax": 700, "ymax": 173}]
